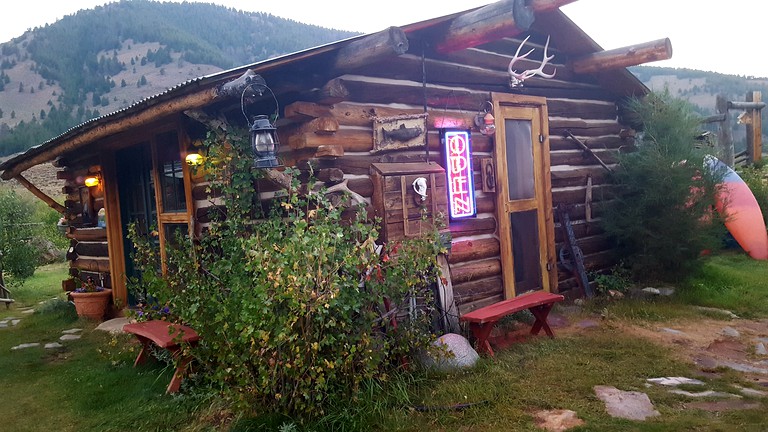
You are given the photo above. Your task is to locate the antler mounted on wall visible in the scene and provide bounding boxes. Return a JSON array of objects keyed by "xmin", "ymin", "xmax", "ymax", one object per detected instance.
[{"xmin": 508, "ymin": 35, "xmax": 557, "ymax": 88}]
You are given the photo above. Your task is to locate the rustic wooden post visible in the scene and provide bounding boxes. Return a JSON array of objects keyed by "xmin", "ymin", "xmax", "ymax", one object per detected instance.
[
  {"xmin": 746, "ymin": 91, "xmax": 763, "ymax": 163},
  {"xmin": 716, "ymin": 94, "xmax": 734, "ymax": 166}
]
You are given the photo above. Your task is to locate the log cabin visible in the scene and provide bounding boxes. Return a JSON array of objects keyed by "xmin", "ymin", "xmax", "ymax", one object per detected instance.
[{"xmin": 0, "ymin": 0, "xmax": 672, "ymax": 319}]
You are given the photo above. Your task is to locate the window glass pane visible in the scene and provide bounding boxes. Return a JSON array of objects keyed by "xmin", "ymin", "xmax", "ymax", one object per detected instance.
[
  {"xmin": 163, "ymin": 223, "xmax": 189, "ymax": 248},
  {"xmin": 156, "ymin": 131, "xmax": 186, "ymax": 212},
  {"xmin": 505, "ymin": 119, "xmax": 535, "ymax": 200},
  {"xmin": 510, "ymin": 210, "xmax": 542, "ymax": 295}
]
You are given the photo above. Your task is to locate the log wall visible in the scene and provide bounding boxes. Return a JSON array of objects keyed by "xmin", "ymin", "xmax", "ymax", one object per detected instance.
[
  {"xmin": 192, "ymin": 32, "xmax": 635, "ymax": 313},
  {"xmin": 55, "ymin": 30, "xmax": 635, "ymax": 311}
]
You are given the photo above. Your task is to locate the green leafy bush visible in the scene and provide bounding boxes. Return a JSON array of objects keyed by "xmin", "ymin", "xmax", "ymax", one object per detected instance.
[
  {"xmin": 129, "ymin": 129, "xmax": 443, "ymax": 417},
  {"xmin": 0, "ymin": 186, "xmax": 42, "ymax": 283},
  {"xmin": 737, "ymin": 162, "xmax": 768, "ymax": 226},
  {"xmin": 602, "ymin": 90, "xmax": 726, "ymax": 281}
]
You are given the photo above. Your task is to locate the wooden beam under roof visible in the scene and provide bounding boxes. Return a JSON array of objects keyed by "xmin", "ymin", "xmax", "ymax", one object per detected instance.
[
  {"xmin": 435, "ymin": 0, "xmax": 535, "ymax": 53},
  {"xmin": 571, "ymin": 38, "xmax": 672, "ymax": 74},
  {"xmin": 14, "ymin": 174, "xmax": 66, "ymax": 214}
]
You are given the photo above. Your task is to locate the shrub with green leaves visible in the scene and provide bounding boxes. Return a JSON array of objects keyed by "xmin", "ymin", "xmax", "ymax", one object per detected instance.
[
  {"xmin": 737, "ymin": 162, "xmax": 768, "ymax": 226},
  {"xmin": 0, "ymin": 186, "xmax": 42, "ymax": 283},
  {"xmin": 129, "ymin": 128, "xmax": 443, "ymax": 417},
  {"xmin": 602, "ymin": 90, "xmax": 726, "ymax": 281}
]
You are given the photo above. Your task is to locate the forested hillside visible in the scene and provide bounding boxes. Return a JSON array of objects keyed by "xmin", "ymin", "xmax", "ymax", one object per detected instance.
[
  {"xmin": 632, "ymin": 66, "xmax": 768, "ymax": 153},
  {"xmin": 0, "ymin": 0, "xmax": 357, "ymax": 157}
]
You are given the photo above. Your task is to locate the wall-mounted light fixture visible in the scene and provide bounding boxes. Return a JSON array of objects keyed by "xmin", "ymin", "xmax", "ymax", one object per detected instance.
[
  {"xmin": 185, "ymin": 152, "xmax": 204, "ymax": 166},
  {"xmin": 84, "ymin": 176, "xmax": 100, "ymax": 187},
  {"xmin": 474, "ymin": 101, "xmax": 495, "ymax": 136},
  {"xmin": 250, "ymin": 114, "xmax": 280, "ymax": 169}
]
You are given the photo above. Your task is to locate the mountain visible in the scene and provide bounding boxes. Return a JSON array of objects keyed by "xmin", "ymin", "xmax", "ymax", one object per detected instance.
[
  {"xmin": 0, "ymin": 0, "xmax": 358, "ymax": 157},
  {"xmin": 631, "ymin": 66, "xmax": 768, "ymax": 154},
  {"xmin": 1, "ymin": 2, "xmax": 766, "ymax": 159}
]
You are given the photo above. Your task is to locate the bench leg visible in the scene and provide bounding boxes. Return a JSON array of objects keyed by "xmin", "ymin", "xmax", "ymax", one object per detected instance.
[
  {"xmin": 133, "ymin": 336, "xmax": 153, "ymax": 367},
  {"xmin": 469, "ymin": 321, "xmax": 497, "ymax": 357},
  {"xmin": 529, "ymin": 304, "xmax": 556, "ymax": 338},
  {"xmin": 167, "ymin": 355, "xmax": 190, "ymax": 394}
]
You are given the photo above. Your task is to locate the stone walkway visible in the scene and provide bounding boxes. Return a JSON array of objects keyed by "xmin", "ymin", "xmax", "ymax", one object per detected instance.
[{"xmin": 3, "ymin": 299, "xmax": 130, "ymax": 351}]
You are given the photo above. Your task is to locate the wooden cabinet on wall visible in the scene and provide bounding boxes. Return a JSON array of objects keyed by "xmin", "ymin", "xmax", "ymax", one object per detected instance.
[{"xmin": 370, "ymin": 162, "xmax": 448, "ymax": 243}]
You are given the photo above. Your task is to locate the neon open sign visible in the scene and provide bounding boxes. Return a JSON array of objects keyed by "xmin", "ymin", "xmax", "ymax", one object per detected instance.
[{"xmin": 443, "ymin": 129, "xmax": 476, "ymax": 219}]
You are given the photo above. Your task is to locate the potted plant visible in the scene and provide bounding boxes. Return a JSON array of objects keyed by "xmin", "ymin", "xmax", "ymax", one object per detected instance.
[{"xmin": 70, "ymin": 277, "xmax": 112, "ymax": 320}]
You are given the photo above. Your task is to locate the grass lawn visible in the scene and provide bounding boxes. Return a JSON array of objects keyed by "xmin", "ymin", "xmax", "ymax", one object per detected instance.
[
  {"xmin": 0, "ymin": 263, "xmax": 215, "ymax": 432},
  {"xmin": 3, "ymin": 253, "xmax": 768, "ymax": 431}
]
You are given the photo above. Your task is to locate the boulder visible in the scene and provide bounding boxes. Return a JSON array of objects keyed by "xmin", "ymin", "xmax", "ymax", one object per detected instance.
[{"xmin": 420, "ymin": 333, "xmax": 479, "ymax": 372}]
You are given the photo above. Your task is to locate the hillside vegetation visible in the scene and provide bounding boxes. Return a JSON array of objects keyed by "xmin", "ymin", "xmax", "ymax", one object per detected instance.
[
  {"xmin": 0, "ymin": 0, "xmax": 357, "ymax": 157},
  {"xmin": 1, "ymin": 2, "xmax": 766, "ymax": 159}
]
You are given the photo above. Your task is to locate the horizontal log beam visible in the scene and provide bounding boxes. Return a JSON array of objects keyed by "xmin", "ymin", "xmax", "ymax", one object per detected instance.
[
  {"xmin": 449, "ymin": 258, "xmax": 502, "ymax": 284},
  {"xmin": 571, "ymin": 38, "xmax": 673, "ymax": 74},
  {"xmin": 436, "ymin": 0, "xmax": 534, "ymax": 53},
  {"xmin": 529, "ymin": 0, "xmax": 579, "ymax": 12},
  {"xmin": 71, "ymin": 258, "xmax": 111, "ymax": 273},
  {"xmin": 66, "ymin": 227, "xmax": 108, "ymax": 242},
  {"xmin": 448, "ymin": 237, "xmax": 500, "ymax": 264},
  {"xmin": 333, "ymin": 27, "xmax": 409, "ymax": 71},
  {"xmin": 728, "ymin": 101, "xmax": 766, "ymax": 110}
]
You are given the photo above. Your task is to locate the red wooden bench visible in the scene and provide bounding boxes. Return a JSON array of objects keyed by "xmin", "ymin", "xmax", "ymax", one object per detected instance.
[
  {"xmin": 122, "ymin": 320, "xmax": 200, "ymax": 394},
  {"xmin": 460, "ymin": 291, "xmax": 564, "ymax": 356}
]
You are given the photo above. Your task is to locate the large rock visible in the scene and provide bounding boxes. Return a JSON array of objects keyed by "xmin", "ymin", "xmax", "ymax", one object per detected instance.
[
  {"xmin": 594, "ymin": 385, "xmax": 660, "ymax": 421},
  {"xmin": 420, "ymin": 333, "xmax": 479, "ymax": 372}
]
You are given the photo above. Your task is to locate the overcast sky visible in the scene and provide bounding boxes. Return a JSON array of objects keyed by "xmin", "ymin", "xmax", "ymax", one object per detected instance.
[{"xmin": 1, "ymin": 0, "xmax": 766, "ymax": 78}]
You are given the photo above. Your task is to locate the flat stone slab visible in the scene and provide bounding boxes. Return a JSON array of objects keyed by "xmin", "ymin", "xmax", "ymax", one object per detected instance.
[
  {"xmin": 11, "ymin": 319, "xmax": 20, "ymax": 326},
  {"xmin": 594, "ymin": 385, "xmax": 660, "ymax": 421},
  {"xmin": 44, "ymin": 342, "xmax": 64, "ymax": 349},
  {"xmin": 756, "ymin": 342, "xmax": 767, "ymax": 356},
  {"xmin": 647, "ymin": 377, "xmax": 705, "ymax": 386},
  {"xmin": 533, "ymin": 409, "xmax": 585, "ymax": 432},
  {"xmin": 61, "ymin": 328, "xmax": 83, "ymax": 334},
  {"xmin": 660, "ymin": 327, "xmax": 686, "ymax": 335},
  {"xmin": 95, "ymin": 318, "xmax": 131, "ymax": 334},
  {"xmin": 0, "ymin": 322, "xmax": 7, "ymax": 328},
  {"xmin": 721, "ymin": 327, "xmax": 741, "ymax": 338},
  {"xmin": 59, "ymin": 334, "xmax": 81, "ymax": 341},
  {"xmin": 11, "ymin": 343, "xmax": 40, "ymax": 350},
  {"xmin": 669, "ymin": 389, "xmax": 740, "ymax": 398},
  {"xmin": 733, "ymin": 385, "xmax": 768, "ymax": 397},
  {"xmin": 693, "ymin": 306, "xmax": 739, "ymax": 319},
  {"xmin": 21, "ymin": 309, "xmax": 35, "ymax": 315},
  {"xmin": 686, "ymin": 400, "xmax": 760, "ymax": 412}
]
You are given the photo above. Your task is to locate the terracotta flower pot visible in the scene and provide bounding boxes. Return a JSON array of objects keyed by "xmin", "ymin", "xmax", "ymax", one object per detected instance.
[{"xmin": 70, "ymin": 289, "xmax": 113, "ymax": 320}]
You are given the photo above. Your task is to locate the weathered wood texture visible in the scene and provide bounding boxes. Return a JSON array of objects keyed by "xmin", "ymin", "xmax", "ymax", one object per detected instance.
[
  {"xmin": 180, "ymin": 34, "xmax": 627, "ymax": 310},
  {"xmin": 334, "ymin": 27, "xmax": 409, "ymax": 71},
  {"xmin": 571, "ymin": 38, "xmax": 673, "ymax": 74},
  {"xmin": 436, "ymin": 0, "xmax": 535, "ymax": 53}
]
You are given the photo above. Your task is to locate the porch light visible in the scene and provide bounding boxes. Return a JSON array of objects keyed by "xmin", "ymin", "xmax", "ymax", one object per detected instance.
[
  {"xmin": 185, "ymin": 153, "xmax": 204, "ymax": 166},
  {"xmin": 250, "ymin": 115, "xmax": 281, "ymax": 169},
  {"xmin": 84, "ymin": 176, "xmax": 100, "ymax": 187}
]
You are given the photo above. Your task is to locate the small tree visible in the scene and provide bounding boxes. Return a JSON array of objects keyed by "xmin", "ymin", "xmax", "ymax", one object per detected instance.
[
  {"xmin": 0, "ymin": 188, "xmax": 39, "ymax": 285},
  {"xmin": 602, "ymin": 90, "xmax": 726, "ymax": 281}
]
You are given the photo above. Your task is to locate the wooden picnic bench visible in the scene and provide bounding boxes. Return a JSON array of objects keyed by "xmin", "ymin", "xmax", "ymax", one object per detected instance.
[
  {"xmin": 460, "ymin": 291, "xmax": 564, "ymax": 356},
  {"xmin": 122, "ymin": 320, "xmax": 200, "ymax": 394}
]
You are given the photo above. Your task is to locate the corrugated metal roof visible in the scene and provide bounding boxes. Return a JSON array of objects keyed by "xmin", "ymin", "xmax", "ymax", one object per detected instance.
[{"xmin": 0, "ymin": 6, "xmax": 647, "ymax": 177}]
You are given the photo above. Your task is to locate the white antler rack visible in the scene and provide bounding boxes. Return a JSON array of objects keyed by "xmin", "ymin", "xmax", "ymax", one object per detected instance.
[{"xmin": 508, "ymin": 35, "xmax": 557, "ymax": 88}]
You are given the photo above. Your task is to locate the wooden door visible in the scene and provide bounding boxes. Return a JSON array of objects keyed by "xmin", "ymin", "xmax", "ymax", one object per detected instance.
[{"xmin": 492, "ymin": 94, "xmax": 556, "ymax": 298}]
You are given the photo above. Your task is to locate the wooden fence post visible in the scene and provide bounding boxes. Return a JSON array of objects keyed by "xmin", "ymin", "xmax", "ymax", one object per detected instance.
[
  {"xmin": 716, "ymin": 94, "xmax": 734, "ymax": 166},
  {"xmin": 746, "ymin": 91, "xmax": 762, "ymax": 164}
]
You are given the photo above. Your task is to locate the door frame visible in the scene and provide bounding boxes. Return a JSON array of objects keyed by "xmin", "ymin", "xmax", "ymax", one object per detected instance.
[
  {"xmin": 101, "ymin": 119, "xmax": 195, "ymax": 307},
  {"xmin": 492, "ymin": 93, "xmax": 557, "ymax": 298}
]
